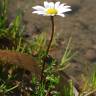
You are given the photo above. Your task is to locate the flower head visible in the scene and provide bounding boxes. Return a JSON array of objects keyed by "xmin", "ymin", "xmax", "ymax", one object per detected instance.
[{"xmin": 32, "ymin": 1, "xmax": 72, "ymax": 17}]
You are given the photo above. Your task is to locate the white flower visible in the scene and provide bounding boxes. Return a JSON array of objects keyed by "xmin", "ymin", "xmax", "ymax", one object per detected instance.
[{"xmin": 32, "ymin": 1, "xmax": 72, "ymax": 17}]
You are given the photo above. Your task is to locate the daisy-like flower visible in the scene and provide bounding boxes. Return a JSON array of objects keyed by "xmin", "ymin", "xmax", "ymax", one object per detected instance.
[{"xmin": 32, "ymin": 1, "xmax": 72, "ymax": 17}]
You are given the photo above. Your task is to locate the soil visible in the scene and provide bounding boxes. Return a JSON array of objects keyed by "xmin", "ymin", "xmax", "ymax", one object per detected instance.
[{"xmin": 8, "ymin": 0, "xmax": 96, "ymax": 80}]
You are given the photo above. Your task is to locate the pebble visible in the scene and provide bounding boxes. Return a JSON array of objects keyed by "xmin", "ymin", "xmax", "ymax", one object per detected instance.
[{"xmin": 84, "ymin": 49, "xmax": 96, "ymax": 62}]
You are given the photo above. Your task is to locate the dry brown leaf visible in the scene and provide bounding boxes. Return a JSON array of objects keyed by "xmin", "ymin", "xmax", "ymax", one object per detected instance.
[{"xmin": 0, "ymin": 50, "xmax": 40, "ymax": 77}]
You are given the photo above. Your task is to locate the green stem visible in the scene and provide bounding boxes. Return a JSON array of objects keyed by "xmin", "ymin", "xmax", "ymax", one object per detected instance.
[
  {"xmin": 40, "ymin": 16, "xmax": 55, "ymax": 82},
  {"xmin": 5, "ymin": 83, "xmax": 19, "ymax": 93}
]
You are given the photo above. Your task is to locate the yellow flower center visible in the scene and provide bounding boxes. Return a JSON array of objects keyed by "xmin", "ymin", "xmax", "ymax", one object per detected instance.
[{"xmin": 46, "ymin": 8, "xmax": 57, "ymax": 15}]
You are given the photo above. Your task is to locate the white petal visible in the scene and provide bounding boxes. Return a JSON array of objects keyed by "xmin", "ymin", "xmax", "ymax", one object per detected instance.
[
  {"xmin": 64, "ymin": 5, "xmax": 71, "ymax": 8},
  {"xmin": 64, "ymin": 8, "xmax": 72, "ymax": 12},
  {"xmin": 57, "ymin": 13, "xmax": 65, "ymax": 17},
  {"xmin": 44, "ymin": 1, "xmax": 49, "ymax": 8},
  {"xmin": 65, "ymin": 8, "xmax": 72, "ymax": 12},
  {"xmin": 58, "ymin": 8, "xmax": 72, "ymax": 13},
  {"xmin": 55, "ymin": 1, "xmax": 60, "ymax": 9},
  {"xmin": 32, "ymin": 11, "xmax": 45, "ymax": 15},
  {"xmin": 32, "ymin": 6, "xmax": 45, "ymax": 11},
  {"xmin": 58, "ymin": 3, "xmax": 68, "ymax": 10},
  {"xmin": 58, "ymin": 4, "xmax": 64, "ymax": 9},
  {"xmin": 61, "ymin": 5, "xmax": 71, "ymax": 10},
  {"xmin": 49, "ymin": 2, "xmax": 55, "ymax": 8}
]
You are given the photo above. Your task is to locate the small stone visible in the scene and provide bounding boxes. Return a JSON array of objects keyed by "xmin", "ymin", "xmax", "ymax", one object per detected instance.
[{"xmin": 84, "ymin": 49, "xmax": 96, "ymax": 62}]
